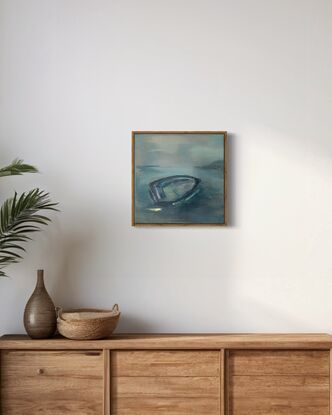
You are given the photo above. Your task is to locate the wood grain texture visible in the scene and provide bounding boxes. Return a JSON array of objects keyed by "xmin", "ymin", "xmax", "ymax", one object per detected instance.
[
  {"xmin": 112, "ymin": 376, "xmax": 219, "ymax": 398},
  {"xmin": 111, "ymin": 350, "xmax": 221, "ymax": 414},
  {"xmin": 0, "ymin": 335, "xmax": 331, "ymax": 415},
  {"xmin": 1, "ymin": 350, "xmax": 104, "ymax": 415},
  {"xmin": 111, "ymin": 350, "xmax": 220, "ymax": 377},
  {"xmin": 2, "ymin": 333, "xmax": 332, "ymax": 350},
  {"xmin": 111, "ymin": 397, "xmax": 220, "ymax": 415},
  {"xmin": 229, "ymin": 375, "xmax": 329, "ymax": 415},
  {"xmin": 228, "ymin": 350, "xmax": 330, "ymax": 415},
  {"xmin": 229, "ymin": 350, "xmax": 330, "ymax": 376}
]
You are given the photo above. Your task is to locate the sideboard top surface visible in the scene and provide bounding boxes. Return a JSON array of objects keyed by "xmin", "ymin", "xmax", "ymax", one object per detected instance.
[{"xmin": 1, "ymin": 333, "xmax": 332, "ymax": 350}]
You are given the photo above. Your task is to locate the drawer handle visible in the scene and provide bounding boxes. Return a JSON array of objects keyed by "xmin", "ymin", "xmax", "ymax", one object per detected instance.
[{"xmin": 37, "ymin": 368, "xmax": 44, "ymax": 375}]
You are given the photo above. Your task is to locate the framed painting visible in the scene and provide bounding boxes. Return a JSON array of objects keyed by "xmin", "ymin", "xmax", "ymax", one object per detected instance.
[{"xmin": 132, "ymin": 131, "xmax": 227, "ymax": 226}]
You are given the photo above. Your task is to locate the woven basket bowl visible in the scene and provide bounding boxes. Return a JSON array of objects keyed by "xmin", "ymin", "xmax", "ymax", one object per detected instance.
[{"xmin": 56, "ymin": 304, "xmax": 120, "ymax": 340}]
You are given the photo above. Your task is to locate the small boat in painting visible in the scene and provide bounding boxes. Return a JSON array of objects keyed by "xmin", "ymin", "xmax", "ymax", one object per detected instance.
[{"xmin": 149, "ymin": 175, "xmax": 201, "ymax": 206}]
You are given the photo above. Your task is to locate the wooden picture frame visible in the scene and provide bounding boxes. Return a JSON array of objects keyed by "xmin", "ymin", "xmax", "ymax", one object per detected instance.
[{"xmin": 132, "ymin": 131, "xmax": 227, "ymax": 226}]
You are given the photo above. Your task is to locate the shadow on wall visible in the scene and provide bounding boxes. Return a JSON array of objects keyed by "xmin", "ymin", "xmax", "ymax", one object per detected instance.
[
  {"xmin": 117, "ymin": 314, "xmax": 156, "ymax": 332},
  {"xmin": 52, "ymin": 219, "xmax": 158, "ymax": 331},
  {"xmin": 52, "ymin": 215, "xmax": 103, "ymax": 308}
]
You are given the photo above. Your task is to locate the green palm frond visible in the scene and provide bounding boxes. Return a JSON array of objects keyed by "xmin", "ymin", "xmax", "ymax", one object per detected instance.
[
  {"xmin": 0, "ymin": 189, "xmax": 59, "ymax": 277},
  {"xmin": 0, "ymin": 158, "xmax": 38, "ymax": 177}
]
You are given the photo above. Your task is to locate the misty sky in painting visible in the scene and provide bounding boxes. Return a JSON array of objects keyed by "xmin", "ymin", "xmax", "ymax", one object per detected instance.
[{"xmin": 135, "ymin": 133, "xmax": 224, "ymax": 168}]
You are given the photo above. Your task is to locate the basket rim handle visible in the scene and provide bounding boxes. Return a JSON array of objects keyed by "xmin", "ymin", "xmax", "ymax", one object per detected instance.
[
  {"xmin": 55, "ymin": 306, "xmax": 64, "ymax": 320},
  {"xmin": 56, "ymin": 304, "xmax": 119, "ymax": 320}
]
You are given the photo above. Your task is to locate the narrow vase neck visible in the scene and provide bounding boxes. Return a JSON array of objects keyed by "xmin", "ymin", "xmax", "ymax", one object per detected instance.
[{"xmin": 36, "ymin": 270, "xmax": 45, "ymax": 288}]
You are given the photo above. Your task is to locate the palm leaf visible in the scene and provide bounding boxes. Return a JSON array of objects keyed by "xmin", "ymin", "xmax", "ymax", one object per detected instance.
[
  {"xmin": 0, "ymin": 159, "xmax": 38, "ymax": 177},
  {"xmin": 0, "ymin": 189, "xmax": 58, "ymax": 277}
]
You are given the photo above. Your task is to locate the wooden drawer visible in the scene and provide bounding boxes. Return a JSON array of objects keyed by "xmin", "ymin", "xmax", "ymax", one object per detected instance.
[
  {"xmin": 111, "ymin": 350, "xmax": 220, "ymax": 377},
  {"xmin": 229, "ymin": 350, "xmax": 330, "ymax": 376},
  {"xmin": 228, "ymin": 350, "xmax": 330, "ymax": 415},
  {"xmin": 111, "ymin": 350, "xmax": 220, "ymax": 415},
  {"xmin": 1, "ymin": 350, "xmax": 104, "ymax": 415}
]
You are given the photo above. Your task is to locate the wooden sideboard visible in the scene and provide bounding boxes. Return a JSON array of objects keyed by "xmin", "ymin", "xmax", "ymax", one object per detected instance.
[{"xmin": 1, "ymin": 333, "xmax": 332, "ymax": 414}]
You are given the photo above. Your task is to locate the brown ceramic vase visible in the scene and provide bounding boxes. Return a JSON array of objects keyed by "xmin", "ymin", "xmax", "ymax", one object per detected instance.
[{"xmin": 23, "ymin": 269, "xmax": 56, "ymax": 339}]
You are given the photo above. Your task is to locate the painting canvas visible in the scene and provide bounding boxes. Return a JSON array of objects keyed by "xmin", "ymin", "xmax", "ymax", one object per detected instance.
[{"xmin": 132, "ymin": 131, "xmax": 227, "ymax": 226}]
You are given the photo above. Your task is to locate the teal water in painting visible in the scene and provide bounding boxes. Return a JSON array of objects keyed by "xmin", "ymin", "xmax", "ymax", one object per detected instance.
[
  {"xmin": 135, "ymin": 166, "xmax": 224, "ymax": 224},
  {"xmin": 134, "ymin": 133, "xmax": 225, "ymax": 224}
]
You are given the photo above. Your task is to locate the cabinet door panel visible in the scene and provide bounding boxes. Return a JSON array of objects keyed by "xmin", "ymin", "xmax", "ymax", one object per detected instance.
[
  {"xmin": 111, "ymin": 350, "xmax": 221, "ymax": 415},
  {"xmin": 228, "ymin": 350, "xmax": 330, "ymax": 415},
  {"xmin": 230, "ymin": 375, "xmax": 329, "ymax": 415},
  {"xmin": 1, "ymin": 350, "xmax": 104, "ymax": 415}
]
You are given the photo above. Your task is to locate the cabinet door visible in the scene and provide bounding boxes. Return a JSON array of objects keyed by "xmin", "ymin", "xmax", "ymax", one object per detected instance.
[
  {"xmin": 228, "ymin": 350, "xmax": 330, "ymax": 415},
  {"xmin": 111, "ymin": 350, "xmax": 221, "ymax": 415},
  {"xmin": 1, "ymin": 350, "xmax": 104, "ymax": 415}
]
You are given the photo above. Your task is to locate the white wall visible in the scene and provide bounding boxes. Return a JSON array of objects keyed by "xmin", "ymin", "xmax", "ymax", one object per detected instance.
[{"xmin": 0, "ymin": 0, "xmax": 331, "ymax": 334}]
